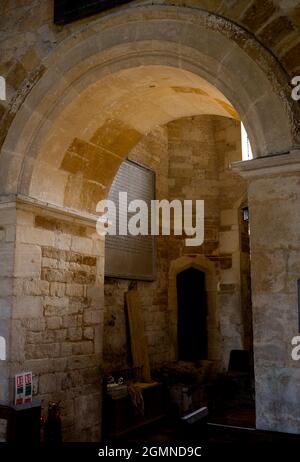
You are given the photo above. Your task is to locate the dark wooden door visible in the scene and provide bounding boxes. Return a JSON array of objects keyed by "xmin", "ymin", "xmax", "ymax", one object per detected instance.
[{"xmin": 177, "ymin": 268, "xmax": 208, "ymax": 361}]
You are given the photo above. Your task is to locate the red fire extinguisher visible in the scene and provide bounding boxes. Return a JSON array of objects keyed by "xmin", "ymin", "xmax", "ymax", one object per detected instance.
[{"xmin": 44, "ymin": 401, "xmax": 63, "ymax": 444}]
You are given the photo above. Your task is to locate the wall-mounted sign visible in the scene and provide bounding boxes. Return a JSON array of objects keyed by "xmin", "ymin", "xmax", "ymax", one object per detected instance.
[
  {"xmin": 105, "ymin": 160, "xmax": 156, "ymax": 281},
  {"xmin": 15, "ymin": 372, "xmax": 33, "ymax": 405},
  {"xmin": 54, "ymin": 0, "xmax": 134, "ymax": 25}
]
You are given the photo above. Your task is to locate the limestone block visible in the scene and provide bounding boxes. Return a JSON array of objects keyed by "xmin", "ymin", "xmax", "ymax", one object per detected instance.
[
  {"xmin": 26, "ymin": 331, "xmax": 44, "ymax": 345},
  {"xmin": 42, "ymin": 257, "xmax": 58, "ymax": 269},
  {"xmin": 91, "ymin": 238, "xmax": 105, "ymax": 257},
  {"xmin": 249, "ymin": 176, "xmax": 300, "ymax": 250},
  {"xmin": 25, "ymin": 318, "xmax": 46, "ymax": 332},
  {"xmin": 10, "ymin": 320, "xmax": 25, "ymax": 362},
  {"xmin": 0, "ymin": 243, "xmax": 14, "ymax": 277},
  {"xmin": 4, "ymin": 226, "xmax": 16, "ymax": 242},
  {"xmin": 23, "ymin": 279, "xmax": 49, "ymax": 296},
  {"xmin": 25, "ymin": 343, "xmax": 60, "ymax": 360},
  {"xmin": 41, "ymin": 268, "xmax": 73, "ymax": 283},
  {"xmin": 252, "ymin": 293, "xmax": 295, "ymax": 359},
  {"xmin": 71, "ymin": 236, "xmax": 93, "ymax": 254},
  {"xmin": 61, "ymin": 343, "xmax": 73, "ymax": 357},
  {"xmin": 47, "ymin": 316, "xmax": 61, "ymax": 330},
  {"xmin": 72, "ymin": 341, "xmax": 94, "ymax": 355},
  {"xmin": 255, "ymin": 366, "xmax": 300, "ymax": 434},
  {"xmin": 219, "ymin": 230, "xmax": 239, "ymax": 253},
  {"xmin": 94, "ymin": 327, "xmax": 102, "ymax": 355},
  {"xmin": 39, "ymin": 373, "xmax": 60, "ymax": 394},
  {"xmin": 52, "ymin": 357, "xmax": 68, "ymax": 372},
  {"xmin": 20, "ymin": 359, "xmax": 51, "ymax": 377},
  {"xmin": 16, "ymin": 226, "xmax": 55, "ymax": 246},
  {"xmin": 16, "ymin": 209, "xmax": 35, "ymax": 226},
  {"xmin": 54, "ymin": 329, "xmax": 68, "ymax": 342},
  {"xmin": 14, "ymin": 243, "xmax": 41, "ymax": 278},
  {"xmin": 68, "ymin": 327, "xmax": 83, "ymax": 341},
  {"xmin": 50, "ymin": 282, "xmax": 66, "ymax": 297},
  {"xmin": 13, "ymin": 295, "xmax": 43, "ymax": 319},
  {"xmin": 0, "ymin": 208, "xmax": 16, "ymax": 226},
  {"xmin": 83, "ymin": 327, "xmax": 94, "ymax": 340},
  {"xmin": 220, "ymin": 209, "xmax": 238, "ymax": 226},
  {"xmin": 74, "ymin": 393, "xmax": 100, "ymax": 431},
  {"xmin": 0, "ymin": 298, "xmax": 11, "ymax": 320},
  {"xmin": 66, "ymin": 284, "xmax": 84, "ymax": 297},
  {"xmin": 0, "ymin": 278, "xmax": 12, "ymax": 297},
  {"xmin": 67, "ymin": 301, "xmax": 83, "ymax": 316},
  {"xmin": 83, "ymin": 309, "xmax": 102, "ymax": 325},
  {"xmin": 67, "ymin": 354, "xmax": 100, "ymax": 370},
  {"xmin": 251, "ymin": 249, "xmax": 287, "ymax": 293},
  {"xmin": 55, "ymin": 233, "xmax": 72, "ymax": 250}
]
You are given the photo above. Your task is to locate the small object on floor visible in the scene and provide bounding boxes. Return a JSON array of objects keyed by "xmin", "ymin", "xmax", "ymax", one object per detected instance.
[
  {"xmin": 107, "ymin": 383, "xmax": 128, "ymax": 399},
  {"xmin": 181, "ymin": 406, "xmax": 208, "ymax": 425}
]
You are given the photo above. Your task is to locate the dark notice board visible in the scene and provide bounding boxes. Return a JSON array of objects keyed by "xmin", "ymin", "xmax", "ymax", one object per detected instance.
[
  {"xmin": 54, "ymin": 0, "xmax": 134, "ymax": 24},
  {"xmin": 105, "ymin": 160, "xmax": 156, "ymax": 281}
]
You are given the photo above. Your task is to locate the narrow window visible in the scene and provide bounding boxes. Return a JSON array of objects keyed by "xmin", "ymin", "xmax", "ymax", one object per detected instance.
[{"xmin": 241, "ymin": 123, "xmax": 253, "ymax": 160}]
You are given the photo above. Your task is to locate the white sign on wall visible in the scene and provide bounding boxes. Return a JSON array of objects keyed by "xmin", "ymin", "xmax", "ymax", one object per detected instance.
[{"xmin": 15, "ymin": 372, "xmax": 33, "ymax": 405}]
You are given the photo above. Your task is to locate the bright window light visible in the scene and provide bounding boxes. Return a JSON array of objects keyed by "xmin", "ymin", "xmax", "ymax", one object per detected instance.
[{"xmin": 241, "ymin": 122, "xmax": 253, "ymax": 160}]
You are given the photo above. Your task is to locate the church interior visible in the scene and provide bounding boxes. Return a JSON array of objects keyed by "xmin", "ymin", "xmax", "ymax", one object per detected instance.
[{"xmin": 0, "ymin": 0, "xmax": 300, "ymax": 451}]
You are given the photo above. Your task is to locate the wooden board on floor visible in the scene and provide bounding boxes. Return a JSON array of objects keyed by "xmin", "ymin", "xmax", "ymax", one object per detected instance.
[{"xmin": 126, "ymin": 289, "xmax": 152, "ymax": 382}]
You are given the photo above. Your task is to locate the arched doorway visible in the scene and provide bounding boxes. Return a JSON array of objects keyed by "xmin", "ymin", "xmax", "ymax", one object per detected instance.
[{"xmin": 177, "ymin": 267, "xmax": 208, "ymax": 361}]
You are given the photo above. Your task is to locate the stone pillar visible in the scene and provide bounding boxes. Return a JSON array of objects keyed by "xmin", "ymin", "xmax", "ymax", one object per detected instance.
[
  {"xmin": 0, "ymin": 195, "xmax": 105, "ymax": 441},
  {"xmin": 233, "ymin": 152, "xmax": 300, "ymax": 434},
  {"xmin": 0, "ymin": 200, "xmax": 16, "ymax": 403}
]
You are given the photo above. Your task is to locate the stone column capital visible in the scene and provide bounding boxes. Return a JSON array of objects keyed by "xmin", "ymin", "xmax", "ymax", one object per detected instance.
[{"xmin": 231, "ymin": 150, "xmax": 300, "ymax": 179}]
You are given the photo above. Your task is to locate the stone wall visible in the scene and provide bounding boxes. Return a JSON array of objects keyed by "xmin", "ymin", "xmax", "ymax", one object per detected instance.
[
  {"xmin": 103, "ymin": 115, "xmax": 249, "ymax": 374},
  {"xmin": 215, "ymin": 117, "xmax": 251, "ymax": 368},
  {"xmin": 9, "ymin": 201, "xmax": 104, "ymax": 442},
  {"xmin": 248, "ymin": 171, "xmax": 300, "ymax": 433},
  {"xmin": 167, "ymin": 116, "xmax": 249, "ymax": 370},
  {"xmin": 0, "ymin": 201, "xmax": 16, "ymax": 403},
  {"xmin": 103, "ymin": 126, "xmax": 171, "ymax": 370},
  {"xmin": 0, "ymin": 0, "xmax": 299, "ymax": 441}
]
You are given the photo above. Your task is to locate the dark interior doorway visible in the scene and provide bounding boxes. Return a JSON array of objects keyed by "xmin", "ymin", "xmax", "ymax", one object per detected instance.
[{"xmin": 177, "ymin": 267, "xmax": 208, "ymax": 361}]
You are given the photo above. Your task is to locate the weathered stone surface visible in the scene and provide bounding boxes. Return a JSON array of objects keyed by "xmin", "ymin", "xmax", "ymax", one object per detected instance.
[
  {"xmin": 241, "ymin": 0, "xmax": 277, "ymax": 32},
  {"xmin": 74, "ymin": 393, "xmax": 101, "ymax": 432},
  {"xmin": 14, "ymin": 244, "xmax": 41, "ymax": 278},
  {"xmin": 50, "ymin": 282, "xmax": 65, "ymax": 297},
  {"xmin": 13, "ymin": 296, "xmax": 43, "ymax": 319},
  {"xmin": 1, "ymin": 203, "xmax": 103, "ymax": 441},
  {"xmin": 39, "ymin": 373, "xmax": 60, "ymax": 394},
  {"xmin": 258, "ymin": 15, "xmax": 295, "ymax": 48},
  {"xmin": 103, "ymin": 117, "xmax": 247, "ymax": 373},
  {"xmin": 68, "ymin": 327, "xmax": 83, "ymax": 341},
  {"xmin": 0, "ymin": 419, "xmax": 7, "ymax": 442},
  {"xmin": 1, "ymin": 0, "xmax": 299, "ymax": 441}
]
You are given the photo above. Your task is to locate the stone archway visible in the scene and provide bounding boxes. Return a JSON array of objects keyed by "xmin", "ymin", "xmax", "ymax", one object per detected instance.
[
  {"xmin": 0, "ymin": 7, "xmax": 299, "ymax": 201},
  {"xmin": 1, "ymin": 5, "xmax": 300, "ymax": 440}
]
